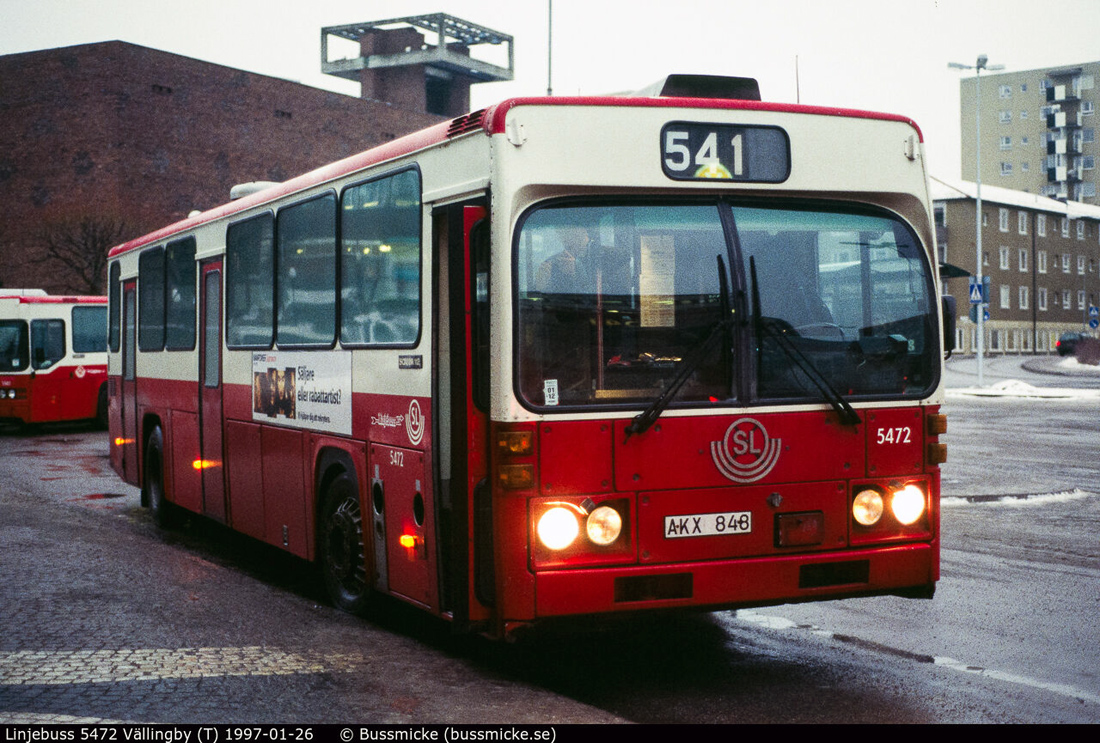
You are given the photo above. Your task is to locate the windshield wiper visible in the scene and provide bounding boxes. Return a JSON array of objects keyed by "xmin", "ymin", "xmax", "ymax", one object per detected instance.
[
  {"xmin": 749, "ymin": 257, "xmax": 861, "ymax": 427},
  {"xmin": 623, "ymin": 256, "xmax": 733, "ymax": 443}
]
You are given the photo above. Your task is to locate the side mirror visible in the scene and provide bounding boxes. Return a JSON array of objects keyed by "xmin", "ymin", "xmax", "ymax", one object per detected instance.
[{"xmin": 941, "ymin": 295, "xmax": 957, "ymax": 358}]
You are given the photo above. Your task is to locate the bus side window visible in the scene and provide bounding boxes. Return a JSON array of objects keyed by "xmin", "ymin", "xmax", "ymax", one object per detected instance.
[
  {"xmin": 31, "ymin": 319, "xmax": 65, "ymax": 370},
  {"xmin": 340, "ymin": 169, "xmax": 421, "ymax": 347},
  {"xmin": 226, "ymin": 213, "xmax": 275, "ymax": 349},
  {"xmin": 73, "ymin": 306, "xmax": 108, "ymax": 354},
  {"xmin": 277, "ymin": 193, "xmax": 337, "ymax": 347}
]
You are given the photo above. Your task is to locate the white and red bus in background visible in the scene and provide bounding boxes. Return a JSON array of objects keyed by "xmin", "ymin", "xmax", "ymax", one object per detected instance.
[
  {"xmin": 106, "ymin": 75, "xmax": 952, "ymax": 638},
  {"xmin": 1, "ymin": 289, "xmax": 109, "ymax": 427}
]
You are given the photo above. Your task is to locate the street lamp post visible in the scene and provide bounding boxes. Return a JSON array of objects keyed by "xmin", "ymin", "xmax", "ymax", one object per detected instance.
[
  {"xmin": 547, "ymin": 1, "xmax": 553, "ymax": 96},
  {"xmin": 950, "ymin": 54, "xmax": 1004, "ymax": 386}
]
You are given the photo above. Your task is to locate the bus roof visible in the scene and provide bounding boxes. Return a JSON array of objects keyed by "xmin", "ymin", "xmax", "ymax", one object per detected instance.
[
  {"xmin": 107, "ymin": 94, "xmax": 924, "ymax": 260},
  {"xmin": 0, "ymin": 290, "xmax": 105, "ymax": 304}
]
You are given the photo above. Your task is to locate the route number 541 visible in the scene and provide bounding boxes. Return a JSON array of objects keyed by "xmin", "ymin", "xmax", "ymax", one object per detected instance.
[{"xmin": 664, "ymin": 130, "xmax": 743, "ymax": 176}]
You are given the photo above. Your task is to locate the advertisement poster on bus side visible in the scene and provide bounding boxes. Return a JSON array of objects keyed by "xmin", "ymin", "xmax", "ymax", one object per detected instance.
[{"xmin": 251, "ymin": 351, "xmax": 352, "ymax": 436}]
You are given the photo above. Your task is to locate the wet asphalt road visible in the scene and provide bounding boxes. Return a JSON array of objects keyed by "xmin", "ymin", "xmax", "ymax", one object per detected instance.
[{"xmin": 0, "ymin": 426, "xmax": 623, "ymax": 724}]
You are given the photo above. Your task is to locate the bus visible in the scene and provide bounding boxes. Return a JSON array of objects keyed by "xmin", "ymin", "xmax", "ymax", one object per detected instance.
[
  {"xmin": 1, "ymin": 289, "xmax": 109, "ymax": 427},
  {"xmin": 106, "ymin": 75, "xmax": 951, "ymax": 638}
]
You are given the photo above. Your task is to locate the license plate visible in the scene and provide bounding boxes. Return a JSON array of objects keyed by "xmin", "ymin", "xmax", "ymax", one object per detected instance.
[{"xmin": 664, "ymin": 511, "xmax": 752, "ymax": 539}]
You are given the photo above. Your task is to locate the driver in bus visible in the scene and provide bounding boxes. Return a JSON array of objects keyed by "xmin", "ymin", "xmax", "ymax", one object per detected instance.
[{"xmin": 535, "ymin": 224, "xmax": 596, "ymax": 297}]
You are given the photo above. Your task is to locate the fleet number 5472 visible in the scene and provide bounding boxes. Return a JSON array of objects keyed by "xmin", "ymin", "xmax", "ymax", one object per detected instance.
[{"xmin": 876, "ymin": 426, "xmax": 912, "ymax": 445}]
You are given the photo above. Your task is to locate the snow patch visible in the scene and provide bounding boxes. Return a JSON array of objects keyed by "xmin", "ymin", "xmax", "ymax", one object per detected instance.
[
  {"xmin": 947, "ymin": 379, "xmax": 1100, "ymax": 399},
  {"xmin": 736, "ymin": 610, "xmax": 797, "ymax": 630},
  {"xmin": 942, "ymin": 489, "xmax": 1097, "ymax": 507}
]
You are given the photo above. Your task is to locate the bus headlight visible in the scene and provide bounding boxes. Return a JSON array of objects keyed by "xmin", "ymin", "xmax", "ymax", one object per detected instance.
[
  {"xmin": 891, "ymin": 484, "xmax": 926, "ymax": 525},
  {"xmin": 537, "ymin": 506, "xmax": 580, "ymax": 551},
  {"xmin": 853, "ymin": 489, "xmax": 884, "ymax": 526},
  {"xmin": 586, "ymin": 505, "xmax": 623, "ymax": 546}
]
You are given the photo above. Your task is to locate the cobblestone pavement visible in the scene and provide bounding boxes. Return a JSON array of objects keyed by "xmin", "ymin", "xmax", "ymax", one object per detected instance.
[{"xmin": 0, "ymin": 425, "xmax": 624, "ymax": 724}]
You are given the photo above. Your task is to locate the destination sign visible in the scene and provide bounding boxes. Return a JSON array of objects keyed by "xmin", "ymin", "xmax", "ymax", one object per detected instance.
[{"xmin": 660, "ymin": 122, "xmax": 790, "ymax": 182}]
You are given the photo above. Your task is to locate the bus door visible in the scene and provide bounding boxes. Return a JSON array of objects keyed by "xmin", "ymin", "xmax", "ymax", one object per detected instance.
[
  {"xmin": 199, "ymin": 261, "xmax": 227, "ymax": 522},
  {"xmin": 432, "ymin": 203, "xmax": 492, "ymax": 630},
  {"xmin": 120, "ymin": 281, "xmax": 140, "ymax": 484}
]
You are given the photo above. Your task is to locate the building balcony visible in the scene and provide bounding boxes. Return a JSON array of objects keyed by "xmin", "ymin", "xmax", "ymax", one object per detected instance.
[
  {"xmin": 1047, "ymin": 110, "xmax": 1083, "ymax": 129},
  {"xmin": 1047, "ymin": 137, "xmax": 1081, "ymax": 155},
  {"xmin": 1046, "ymin": 84, "xmax": 1080, "ymax": 103}
]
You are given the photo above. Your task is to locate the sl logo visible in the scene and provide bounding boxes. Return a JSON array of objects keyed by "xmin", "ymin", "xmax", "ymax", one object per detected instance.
[
  {"xmin": 406, "ymin": 399, "xmax": 424, "ymax": 446},
  {"xmin": 710, "ymin": 417, "xmax": 782, "ymax": 483}
]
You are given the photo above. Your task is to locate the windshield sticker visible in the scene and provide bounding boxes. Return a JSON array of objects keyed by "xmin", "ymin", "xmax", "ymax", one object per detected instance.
[
  {"xmin": 710, "ymin": 417, "xmax": 782, "ymax": 483},
  {"xmin": 543, "ymin": 379, "xmax": 559, "ymax": 406}
]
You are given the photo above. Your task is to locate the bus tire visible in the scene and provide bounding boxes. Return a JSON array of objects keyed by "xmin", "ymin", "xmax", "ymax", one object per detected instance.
[
  {"xmin": 144, "ymin": 426, "xmax": 178, "ymax": 529},
  {"xmin": 319, "ymin": 472, "xmax": 371, "ymax": 615}
]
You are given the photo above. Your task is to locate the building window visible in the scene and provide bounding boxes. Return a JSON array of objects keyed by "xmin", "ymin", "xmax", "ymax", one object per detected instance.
[
  {"xmin": 1062, "ymin": 254, "xmax": 1071, "ymax": 272},
  {"xmin": 1038, "ymin": 250, "xmax": 1047, "ymax": 273},
  {"xmin": 1079, "ymin": 255, "xmax": 1087, "ymax": 274},
  {"xmin": 999, "ymin": 246, "xmax": 1011, "ymax": 270},
  {"xmin": 1000, "ymin": 285, "xmax": 1011, "ymax": 309},
  {"xmin": 999, "ymin": 110, "xmax": 1012, "ymax": 123},
  {"xmin": 1000, "ymin": 162, "xmax": 1013, "ymax": 176},
  {"xmin": 1038, "ymin": 287, "xmax": 1048, "ymax": 311},
  {"xmin": 1018, "ymin": 212, "xmax": 1028, "ymax": 235},
  {"xmin": 999, "ymin": 85, "xmax": 1012, "ymax": 98},
  {"xmin": 999, "ymin": 208, "xmax": 1010, "ymax": 231},
  {"xmin": 1021, "ymin": 162, "xmax": 1030, "ymax": 173},
  {"xmin": 1077, "ymin": 222, "xmax": 1086, "ymax": 241},
  {"xmin": 1019, "ymin": 248, "xmax": 1028, "ymax": 272},
  {"xmin": 1038, "ymin": 214, "xmax": 1047, "ymax": 236},
  {"xmin": 1018, "ymin": 286, "xmax": 1029, "ymax": 310},
  {"xmin": 1062, "ymin": 218, "xmax": 1070, "ymax": 238},
  {"xmin": 1079, "ymin": 290, "xmax": 1087, "ymax": 310},
  {"xmin": 1063, "ymin": 290, "xmax": 1071, "ymax": 309},
  {"xmin": 1000, "ymin": 136, "xmax": 1012, "ymax": 150}
]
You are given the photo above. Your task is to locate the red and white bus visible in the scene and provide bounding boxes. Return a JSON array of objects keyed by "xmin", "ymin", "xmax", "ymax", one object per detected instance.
[
  {"xmin": 1, "ymin": 289, "xmax": 108, "ymax": 427},
  {"xmin": 107, "ymin": 76, "xmax": 951, "ymax": 637}
]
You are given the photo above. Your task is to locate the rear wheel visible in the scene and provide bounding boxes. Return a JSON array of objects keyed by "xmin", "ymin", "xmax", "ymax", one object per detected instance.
[
  {"xmin": 143, "ymin": 426, "xmax": 178, "ymax": 528},
  {"xmin": 319, "ymin": 472, "xmax": 371, "ymax": 615}
]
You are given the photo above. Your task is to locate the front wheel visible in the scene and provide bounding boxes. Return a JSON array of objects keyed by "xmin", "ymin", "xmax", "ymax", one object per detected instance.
[{"xmin": 319, "ymin": 472, "xmax": 372, "ymax": 615}]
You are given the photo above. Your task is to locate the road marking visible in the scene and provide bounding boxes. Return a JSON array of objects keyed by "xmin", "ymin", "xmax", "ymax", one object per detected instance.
[
  {"xmin": 736, "ymin": 611, "xmax": 1100, "ymax": 707},
  {"xmin": 0, "ymin": 646, "xmax": 371, "ymax": 686},
  {"xmin": 933, "ymin": 656, "xmax": 1100, "ymax": 706}
]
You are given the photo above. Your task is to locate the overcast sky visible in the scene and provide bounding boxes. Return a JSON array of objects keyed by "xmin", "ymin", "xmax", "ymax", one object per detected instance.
[{"xmin": 3, "ymin": 0, "xmax": 1099, "ymax": 179}]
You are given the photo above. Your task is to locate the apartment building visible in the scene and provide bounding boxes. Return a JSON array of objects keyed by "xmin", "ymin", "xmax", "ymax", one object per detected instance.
[{"xmin": 958, "ymin": 61, "xmax": 1099, "ymax": 205}]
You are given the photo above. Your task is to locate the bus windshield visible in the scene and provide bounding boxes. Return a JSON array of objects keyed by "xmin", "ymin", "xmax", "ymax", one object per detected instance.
[{"xmin": 515, "ymin": 201, "xmax": 937, "ymax": 410}]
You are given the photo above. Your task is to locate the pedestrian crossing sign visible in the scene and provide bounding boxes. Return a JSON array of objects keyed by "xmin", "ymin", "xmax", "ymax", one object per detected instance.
[{"xmin": 969, "ymin": 280, "xmax": 983, "ymax": 305}]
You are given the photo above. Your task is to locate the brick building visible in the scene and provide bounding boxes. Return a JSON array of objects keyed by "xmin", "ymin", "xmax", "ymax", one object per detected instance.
[
  {"xmin": 0, "ymin": 15, "xmax": 512, "ymax": 294},
  {"xmin": 933, "ymin": 176, "xmax": 1100, "ymax": 354}
]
